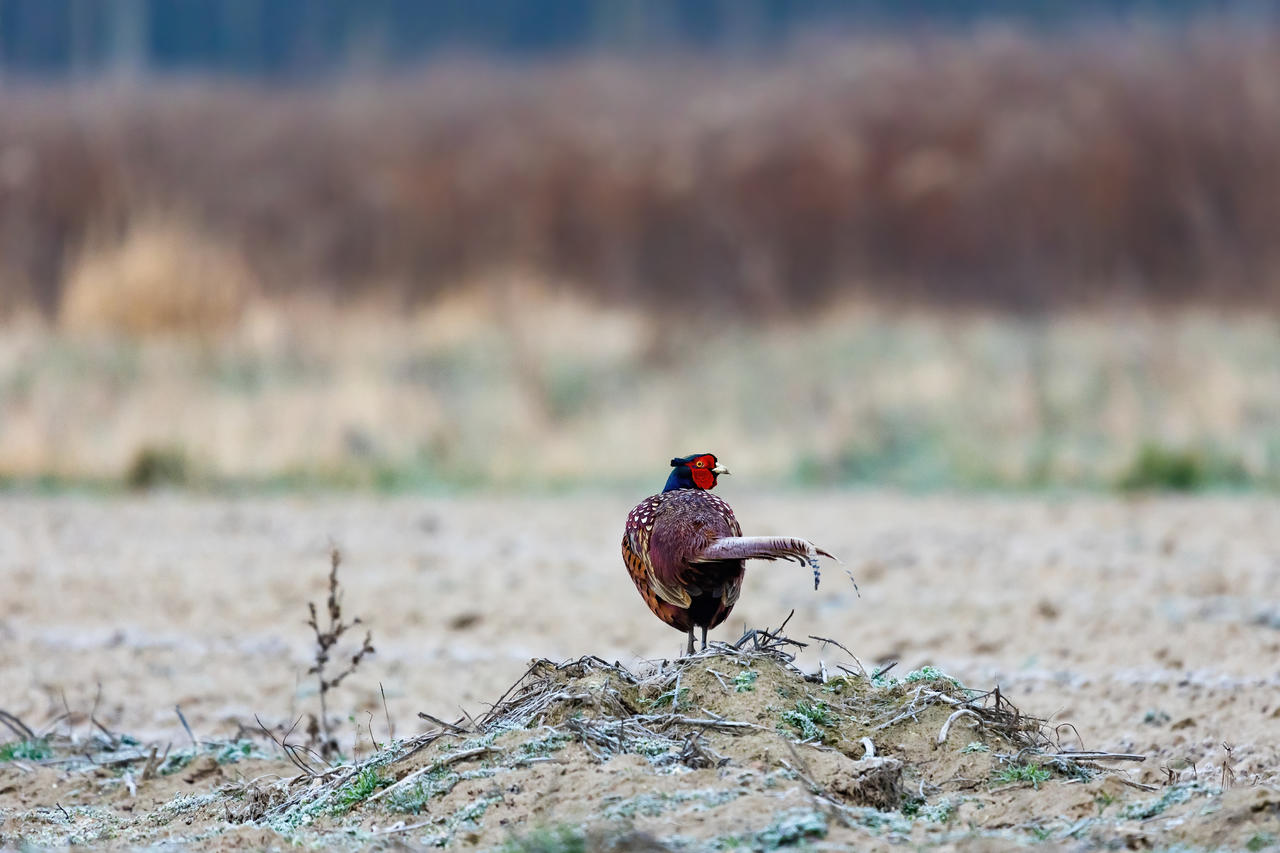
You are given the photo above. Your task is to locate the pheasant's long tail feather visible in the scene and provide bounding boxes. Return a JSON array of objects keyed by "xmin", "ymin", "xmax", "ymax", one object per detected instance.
[{"xmin": 691, "ymin": 536, "xmax": 836, "ymax": 590}]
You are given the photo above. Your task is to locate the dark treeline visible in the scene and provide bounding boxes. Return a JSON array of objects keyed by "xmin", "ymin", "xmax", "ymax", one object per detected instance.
[{"xmin": 1, "ymin": 0, "xmax": 1277, "ymax": 77}]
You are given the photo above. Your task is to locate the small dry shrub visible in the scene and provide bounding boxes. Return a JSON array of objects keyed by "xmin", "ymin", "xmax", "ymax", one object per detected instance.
[
  {"xmin": 307, "ymin": 548, "xmax": 375, "ymax": 758},
  {"xmin": 59, "ymin": 214, "xmax": 255, "ymax": 337},
  {"xmin": 124, "ymin": 444, "xmax": 190, "ymax": 490}
]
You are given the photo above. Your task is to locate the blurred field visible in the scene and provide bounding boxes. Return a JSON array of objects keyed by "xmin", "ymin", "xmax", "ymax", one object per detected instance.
[
  {"xmin": 3, "ymin": 28, "xmax": 1280, "ymax": 318},
  {"xmin": 2, "ymin": 292, "xmax": 1278, "ymax": 490},
  {"xmin": 4, "ymin": 28, "xmax": 1279, "ymax": 493}
]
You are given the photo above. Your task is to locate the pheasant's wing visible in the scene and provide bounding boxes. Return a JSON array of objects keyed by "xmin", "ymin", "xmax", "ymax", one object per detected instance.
[
  {"xmin": 628, "ymin": 526, "xmax": 692, "ymax": 608},
  {"xmin": 691, "ymin": 536, "xmax": 835, "ymax": 589},
  {"xmin": 627, "ymin": 496, "xmax": 693, "ymax": 609}
]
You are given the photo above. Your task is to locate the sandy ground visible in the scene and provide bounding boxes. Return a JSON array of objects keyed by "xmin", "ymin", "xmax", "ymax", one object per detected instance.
[{"xmin": 3, "ymin": 490, "xmax": 1278, "ymax": 794}]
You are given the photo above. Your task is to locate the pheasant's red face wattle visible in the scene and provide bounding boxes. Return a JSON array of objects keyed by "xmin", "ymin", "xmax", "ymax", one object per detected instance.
[
  {"xmin": 675, "ymin": 455, "xmax": 727, "ymax": 489},
  {"xmin": 683, "ymin": 454, "xmax": 718, "ymax": 489}
]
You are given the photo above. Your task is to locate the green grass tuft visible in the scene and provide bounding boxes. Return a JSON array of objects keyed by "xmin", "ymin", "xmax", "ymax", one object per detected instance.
[
  {"xmin": 1247, "ymin": 832, "xmax": 1278, "ymax": 852},
  {"xmin": 903, "ymin": 666, "xmax": 964, "ymax": 687},
  {"xmin": 903, "ymin": 797, "xmax": 957, "ymax": 823},
  {"xmin": 333, "ymin": 767, "xmax": 386, "ymax": 814},
  {"xmin": 1117, "ymin": 443, "xmax": 1249, "ymax": 492},
  {"xmin": 1142, "ymin": 709, "xmax": 1171, "ymax": 726},
  {"xmin": 214, "ymin": 740, "xmax": 257, "ymax": 764},
  {"xmin": 386, "ymin": 765, "xmax": 460, "ymax": 814},
  {"xmin": 780, "ymin": 700, "xmax": 834, "ymax": 741},
  {"xmin": 994, "ymin": 762, "xmax": 1052, "ymax": 789},
  {"xmin": 921, "ymin": 799, "xmax": 956, "ymax": 823},
  {"xmin": 752, "ymin": 808, "xmax": 828, "ymax": 849},
  {"xmin": 650, "ymin": 687, "xmax": 691, "ymax": 710},
  {"xmin": 499, "ymin": 825, "xmax": 587, "ymax": 853},
  {"xmin": 1121, "ymin": 784, "xmax": 1196, "ymax": 820},
  {"xmin": 518, "ymin": 731, "xmax": 572, "ymax": 758},
  {"xmin": 0, "ymin": 739, "xmax": 52, "ymax": 761}
]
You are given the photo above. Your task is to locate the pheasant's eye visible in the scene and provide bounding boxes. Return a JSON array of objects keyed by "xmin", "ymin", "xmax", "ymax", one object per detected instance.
[{"xmin": 696, "ymin": 461, "xmax": 705, "ymax": 468}]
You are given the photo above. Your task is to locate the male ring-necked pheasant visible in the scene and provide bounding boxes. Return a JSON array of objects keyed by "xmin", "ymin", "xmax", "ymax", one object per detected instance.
[{"xmin": 623, "ymin": 453, "xmax": 834, "ymax": 655}]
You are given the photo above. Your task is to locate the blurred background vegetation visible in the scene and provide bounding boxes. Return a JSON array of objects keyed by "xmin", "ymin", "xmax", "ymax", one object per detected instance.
[{"xmin": 1, "ymin": 1, "xmax": 1278, "ymax": 492}]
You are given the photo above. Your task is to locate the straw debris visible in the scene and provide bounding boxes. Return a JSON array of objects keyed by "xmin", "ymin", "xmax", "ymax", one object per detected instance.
[{"xmin": 240, "ymin": 622, "xmax": 1147, "ymax": 847}]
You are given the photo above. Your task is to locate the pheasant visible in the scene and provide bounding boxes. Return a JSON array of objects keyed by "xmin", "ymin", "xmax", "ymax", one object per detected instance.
[{"xmin": 623, "ymin": 453, "xmax": 835, "ymax": 655}]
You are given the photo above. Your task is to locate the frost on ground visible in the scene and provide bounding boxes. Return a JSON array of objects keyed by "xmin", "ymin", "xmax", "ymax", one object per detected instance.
[
  {"xmin": 2, "ymin": 635, "xmax": 1278, "ymax": 850},
  {"xmin": 2, "ymin": 494, "xmax": 1279, "ymax": 849}
]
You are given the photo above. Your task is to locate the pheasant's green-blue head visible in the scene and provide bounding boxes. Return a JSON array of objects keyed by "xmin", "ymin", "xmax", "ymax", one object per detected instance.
[{"xmin": 663, "ymin": 453, "xmax": 730, "ymax": 492}]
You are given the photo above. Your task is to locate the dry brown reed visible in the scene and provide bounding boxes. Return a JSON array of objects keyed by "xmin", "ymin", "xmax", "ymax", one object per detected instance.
[
  {"xmin": 59, "ymin": 213, "xmax": 255, "ymax": 337},
  {"xmin": 2, "ymin": 27, "xmax": 1279, "ymax": 322}
]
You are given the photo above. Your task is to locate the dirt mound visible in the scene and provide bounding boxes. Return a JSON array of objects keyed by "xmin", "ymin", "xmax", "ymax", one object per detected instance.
[{"xmin": 6, "ymin": 628, "xmax": 1276, "ymax": 850}]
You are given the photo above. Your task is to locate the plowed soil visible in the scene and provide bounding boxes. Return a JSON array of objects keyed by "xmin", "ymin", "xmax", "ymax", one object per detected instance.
[{"xmin": 2, "ymin": 493, "xmax": 1278, "ymax": 849}]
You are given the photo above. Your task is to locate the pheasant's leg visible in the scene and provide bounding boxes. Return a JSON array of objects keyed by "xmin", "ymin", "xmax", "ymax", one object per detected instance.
[
  {"xmin": 685, "ymin": 627, "xmax": 696, "ymax": 656},
  {"xmin": 700, "ymin": 626, "xmax": 708, "ymax": 652}
]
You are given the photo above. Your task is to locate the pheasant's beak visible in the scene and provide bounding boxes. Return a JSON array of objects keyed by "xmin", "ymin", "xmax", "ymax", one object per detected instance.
[{"xmin": 712, "ymin": 464, "xmax": 730, "ymax": 476}]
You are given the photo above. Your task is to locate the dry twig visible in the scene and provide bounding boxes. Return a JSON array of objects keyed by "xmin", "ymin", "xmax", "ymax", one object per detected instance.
[
  {"xmin": 306, "ymin": 547, "xmax": 376, "ymax": 758},
  {"xmin": 0, "ymin": 709, "xmax": 35, "ymax": 742}
]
